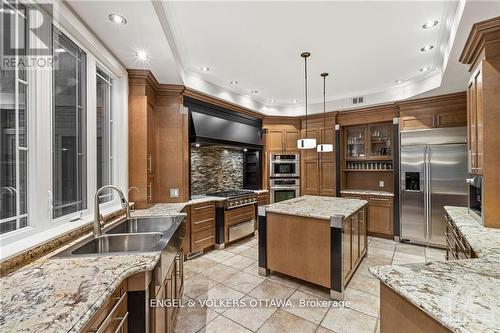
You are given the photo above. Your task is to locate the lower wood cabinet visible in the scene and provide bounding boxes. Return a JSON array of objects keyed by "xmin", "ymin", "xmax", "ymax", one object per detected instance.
[
  {"xmin": 367, "ymin": 196, "xmax": 393, "ymax": 236},
  {"xmin": 444, "ymin": 213, "xmax": 476, "ymax": 260},
  {"xmin": 341, "ymin": 193, "xmax": 393, "ymax": 238},
  {"xmin": 256, "ymin": 193, "xmax": 269, "ymax": 206},
  {"xmin": 151, "ymin": 248, "xmax": 184, "ymax": 333},
  {"xmin": 190, "ymin": 202, "xmax": 216, "ymax": 252},
  {"xmin": 82, "ymin": 281, "xmax": 128, "ymax": 333}
]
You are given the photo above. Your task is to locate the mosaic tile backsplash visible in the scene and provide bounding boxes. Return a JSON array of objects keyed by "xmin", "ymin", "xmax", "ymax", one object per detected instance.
[{"xmin": 190, "ymin": 146, "xmax": 243, "ymax": 195}]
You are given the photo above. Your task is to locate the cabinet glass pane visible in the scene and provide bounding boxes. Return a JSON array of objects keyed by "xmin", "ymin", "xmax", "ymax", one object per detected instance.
[
  {"xmin": 346, "ymin": 127, "xmax": 365, "ymax": 158},
  {"xmin": 369, "ymin": 124, "xmax": 391, "ymax": 157}
]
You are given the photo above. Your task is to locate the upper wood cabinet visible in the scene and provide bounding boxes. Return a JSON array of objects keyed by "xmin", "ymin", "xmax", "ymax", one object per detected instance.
[
  {"xmin": 398, "ymin": 93, "xmax": 467, "ymax": 132},
  {"xmin": 264, "ymin": 124, "xmax": 300, "ymax": 153},
  {"xmin": 467, "ymin": 66, "xmax": 484, "ymax": 175}
]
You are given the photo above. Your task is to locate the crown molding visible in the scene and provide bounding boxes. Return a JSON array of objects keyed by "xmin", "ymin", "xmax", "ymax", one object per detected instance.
[{"xmin": 459, "ymin": 16, "xmax": 500, "ymax": 65}]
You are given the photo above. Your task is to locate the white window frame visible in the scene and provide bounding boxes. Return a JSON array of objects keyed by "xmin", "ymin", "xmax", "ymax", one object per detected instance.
[
  {"xmin": 0, "ymin": 0, "xmax": 30, "ymax": 235},
  {"xmin": 0, "ymin": 1, "xmax": 128, "ymax": 257}
]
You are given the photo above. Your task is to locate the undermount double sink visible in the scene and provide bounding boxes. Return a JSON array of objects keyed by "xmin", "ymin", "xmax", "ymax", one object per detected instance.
[{"xmin": 57, "ymin": 215, "xmax": 185, "ymax": 257}]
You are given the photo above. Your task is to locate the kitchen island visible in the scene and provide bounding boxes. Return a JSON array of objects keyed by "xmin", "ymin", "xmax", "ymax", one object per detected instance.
[{"xmin": 258, "ymin": 195, "xmax": 368, "ymax": 300}]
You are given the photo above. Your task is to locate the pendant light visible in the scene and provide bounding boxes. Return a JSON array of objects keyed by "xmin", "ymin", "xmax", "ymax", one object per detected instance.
[
  {"xmin": 317, "ymin": 72, "xmax": 334, "ymax": 152},
  {"xmin": 297, "ymin": 52, "xmax": 316, "ymax": 149}
]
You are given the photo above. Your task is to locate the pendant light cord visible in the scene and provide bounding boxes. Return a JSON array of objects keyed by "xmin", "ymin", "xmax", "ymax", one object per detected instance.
[
  {"xmin": 304, "ymin": 56, "xmax": 308, "ymax": 133},
  {"xmin": 323, "ymin": 74, "xmax": 326, "ymax": 140}
]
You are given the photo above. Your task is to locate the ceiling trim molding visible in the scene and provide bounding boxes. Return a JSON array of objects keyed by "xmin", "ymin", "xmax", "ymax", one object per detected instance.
[{"xmin": 459, "ymin": 16, "xmax": 500, "ymax": 65}]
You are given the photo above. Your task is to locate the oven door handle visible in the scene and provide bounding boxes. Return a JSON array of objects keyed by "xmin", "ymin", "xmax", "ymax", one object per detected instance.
[
  {"xmin": 270, "ymin": 186, "xmax": 300, "ymax": 190},
  {"xmin": 270, "ymin": 160, "xmax": 299, "ymax": 164}
]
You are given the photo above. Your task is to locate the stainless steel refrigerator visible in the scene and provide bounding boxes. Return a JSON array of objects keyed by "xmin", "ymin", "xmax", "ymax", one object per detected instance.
[{"xmin": 400, "ymin": 127, "xmax": 468, "ymax": 247}]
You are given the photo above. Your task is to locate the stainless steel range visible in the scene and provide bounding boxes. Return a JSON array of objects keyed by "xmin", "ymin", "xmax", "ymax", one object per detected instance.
[
  {"xmin": 207, "ymin": 189, "xmax": 257, "ymax": 209},
  {"xmin": 206, "ymin": 189, "xmax": 257, "ymax": 248}
]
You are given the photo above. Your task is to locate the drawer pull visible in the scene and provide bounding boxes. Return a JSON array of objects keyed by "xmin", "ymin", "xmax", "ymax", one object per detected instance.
[
  {"xmin": 194, "ymin": 218, "xmax": 214, "ymax": 225},
  {"xmin": 93, "ymin": 292, "xmax": 127, "ymax": 333},
  {"xmin": 113, "ymin": 312, "xmax": 129, "ymax": 333},
  {"xmin": 194, "ymin": 205, "xmax": 214, "ymax": 211},
  {"xmin": 194, "ymin": 235, "xmax": 214, "ymax": 244}
]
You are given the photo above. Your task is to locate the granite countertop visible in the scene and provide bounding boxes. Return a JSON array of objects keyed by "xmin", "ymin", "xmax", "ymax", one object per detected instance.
[
  {"xmin": 370, "ymin": 206, "xmax": 500, "ymax": 333},
  {"xmin": 0, "ymin": 207, "xmax": 186, "ymax": 333},
  {"xmin": 340, "ymin": 189, "xmax": 394, "ymax": 197},
  {"xmin": 263, "ymin": 195, "xmax": 367, "ymax": 221}
]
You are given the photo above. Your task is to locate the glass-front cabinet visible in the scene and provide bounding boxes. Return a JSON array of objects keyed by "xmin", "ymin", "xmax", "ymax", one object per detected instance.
[
  {"xmin": 344, "ymin": 123, "xmax": 392, "ymax": 160},
  {"xmin": 369, "ymin": 124, "xmax": 392, "ymax": 158},
  {"xmin": 346, "ymin": 126, "xmax": 366, "ymax": 158}
]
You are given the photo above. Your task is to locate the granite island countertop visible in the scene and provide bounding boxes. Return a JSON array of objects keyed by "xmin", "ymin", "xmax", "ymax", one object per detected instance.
[
  {"xmin": 263, "ymin": 195, "xmax": 367, "ymax": 221},
  {"xmin": 0, "ymin": 207, "xmax": 186, "ymax": 333},
  {"xmin": 370, "ymin": 206, "xmax": 500, "ymax": 333}
]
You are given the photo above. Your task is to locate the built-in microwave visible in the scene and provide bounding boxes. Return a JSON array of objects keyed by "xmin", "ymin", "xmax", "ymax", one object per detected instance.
[
  {"xmin": 467, "ymin": 175, "xmax": 482, "ymax": 224},
  {"xmin": 270, "ymin": 178, "xmax": 300, "ymax": 203},
  {"xmin": 270, "ymin": 154, "xmax": 300, "ymax": 178}
]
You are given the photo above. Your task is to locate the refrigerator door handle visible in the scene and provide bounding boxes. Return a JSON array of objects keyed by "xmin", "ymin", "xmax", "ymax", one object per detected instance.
[{"xmin": 424, "ymin": 146, "xmax": 429, "ymax": 243}]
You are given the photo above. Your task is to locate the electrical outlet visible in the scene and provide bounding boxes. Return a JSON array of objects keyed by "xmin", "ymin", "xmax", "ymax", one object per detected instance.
[
  {"xmin": 379, "ymin": 180, "xmax": 385, "ymax": 188},
  {"xmin": 170, "ymin": 188, "xmax": 180, "ymax": 198}
]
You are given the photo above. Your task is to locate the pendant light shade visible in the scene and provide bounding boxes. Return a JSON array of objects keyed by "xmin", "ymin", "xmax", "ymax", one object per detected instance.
[
  {"xmin": 298, "ymin": 138, "xmax": 317, "ymax": 149},
  {"xmin": 297, "ymin": 52, "xmax": 316, "ymax": 149},
  {"xmin": 317, "ymin": 143, "xmax": 333, "ymax": 152},
  {"xmin": 317, "ymin": 72, "xmax": 334, "ymax": 153}
]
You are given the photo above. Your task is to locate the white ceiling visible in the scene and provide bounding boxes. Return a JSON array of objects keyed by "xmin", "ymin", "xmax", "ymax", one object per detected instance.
[{"xmin": 67, "ymin": 0, "xmax": 500, "ymax": 116}]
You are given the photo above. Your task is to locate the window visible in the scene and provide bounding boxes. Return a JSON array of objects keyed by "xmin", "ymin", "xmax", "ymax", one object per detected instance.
[
  {"xmin": 52, "ymin": 27, "xmax": 87, "ymax": 219},
  {"xmin": 96, "ymin": 68, "xmax": 113, "ymax": 202},
  {"xmin": 0, "ymin": 1, "xmax": 29, "ymax": 234}
]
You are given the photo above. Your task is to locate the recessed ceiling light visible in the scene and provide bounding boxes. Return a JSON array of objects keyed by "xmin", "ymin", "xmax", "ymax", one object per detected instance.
[
  {"xmin": 420, "ymin": 66, "xmax": 432, "ymax": 72},
  {"xmin": 250, "ymin": 90, "xmax": 258, "ymax": 94},
  {"xmin": 422, "ymin": 20, "xmax": 439, "ymax": 29},
  {"xmin": 420, "ymin": 45, "xmax": 434, "ymax": 52},
  {"xmin": 201, "ymin": 66, "xmax": 210, "ymax": 72},
  {"xmin": 394, "ymin": 80, "xmax": 404, "ymax": 84},
  {"xmin": 230, "ymin": 80, "xmax": 238, "ymax": 85},
  {"xmin": 292, "ymin": 99, "xmax": 297, "ymax": 104},
  {"xmin": 54, "ymin": 48, "xmax": 66, "ymax": 53},
  {"xmin": 108, "ymin": 14, "xmax": 127, "ymax": 25},
  {"xmin": 270, "ymin": 99, "xmax": 277, "ymax": 103},
  {"xmin": 136, "ymin": 50, "xmax": 150, "ymax": 61}
]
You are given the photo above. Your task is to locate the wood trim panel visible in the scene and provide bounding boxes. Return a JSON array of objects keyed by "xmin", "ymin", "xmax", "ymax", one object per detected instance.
[
  {"xmin": 266, "ymin": 212, "xmax": 331, "ymax": 288},
  {"xmin": 337, "ymin": 104, "xmax": 398, "ymax": 126},
  {"xmin": 380, "ymin": 284, "xmax": 451, "ymax": 333}
]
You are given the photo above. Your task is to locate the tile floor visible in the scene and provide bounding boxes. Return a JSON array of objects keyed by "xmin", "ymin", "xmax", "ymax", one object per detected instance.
[{"xmin": 175, "ymin": 236, "xmax": 446, "ymax": 333}]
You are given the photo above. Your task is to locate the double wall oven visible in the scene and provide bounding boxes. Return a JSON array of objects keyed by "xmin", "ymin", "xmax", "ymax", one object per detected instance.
[{"xmin": 269, "ymin": 154, "xmax": 300, "ymax": 203}]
